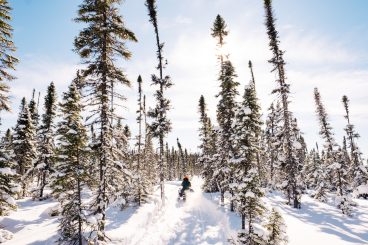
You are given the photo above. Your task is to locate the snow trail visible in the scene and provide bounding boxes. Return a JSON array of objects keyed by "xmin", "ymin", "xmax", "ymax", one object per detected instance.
[
  {"xmin": 108, "ymin": 177, "xmax": 235, "ymax": 245},
  {"xmin": 2, "ymin": 198, "xmax": 59, "ymax": 245},
  {"xmin": 3, "ymin": 178, "xmax": 368, "ymax": 245}
]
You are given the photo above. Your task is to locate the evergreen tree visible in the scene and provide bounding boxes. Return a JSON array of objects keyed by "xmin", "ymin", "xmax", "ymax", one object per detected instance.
[
  {"xmin": 265, "ymin": 208, "xmax": 288, "ymax": 245},
  {"xmin": 168, "ymin": 145, "xmax": 176, "ymax": 181},
  {"xmin": 247, "ymin": 61, "xmax": 266, "ymax": 184},
  {"xmin": 211, "ymin": 15, "xmax": 238, "ymax": 206},
  {"xmin": 198, "ymin": 95, "xmax": 217, "ymax": 192},
  {"xmin": 0, "ymin": 128, "xmax": 18, "ymax": 215},
  {"xmin": 342, "ymin": 95, "xmax": 367, "ymax": 188},
  {"xmin": 74, "ymin": 0, "xmax": 137, "ymax": 241},
  {"xmin": 0, "ymin": 0, "xmax": 18, "ymax": 113},
  {"xmin": 264, "ymin": 0, "xmax": 301, "ymax": 208},
  {"xmin": 13, "ymin": 98, "xmax": 37, "ymax": 197},
  {"xmin": 134, "ymin": 75, "xmax": 151, "ymax": 205},
  {"xmin": 198, "ymin": 95, "xmax": 208, "ymax": 152},
  {"xmin": 114, "ymin": 120, "xmax": 128, "ymax": 160},
  {"xmin": 233, "ymin": 168, "xmax": 266, "ymax": 245},
  {"xmin": 28, "ymin": 89, "xmax": 40, "ymax": 128},
  {"xmin": 211, "ymin": 14, "xmax": 228, "ymax": 65},
  {"xmin": 302, "ymin": 147, "xmax": 322, "ymax": 191},
  {"xmin": 333, "ymin": 146, "xmax": 353, "ymax": 215},
  {"xmin": 232, "ymin": 80, "xmax": 264, "ymax": 242},
  {"xmin": 142, "ymin": 95, "xmax": 156, "ymax": 189},
  {"xmin": 135, "ymin": 75, "xmax": 143, "ymax": 203},
  {"xmin": 264, "ymin": 102, "xmax": 282, "ymax": 189},
  {"xmin": 165, "ymin": 143, "xmax": 173, "ymax": 181},
  {"xmin": 313, "ymin": 88, "xmax": 337, "ymax": 197},
  {"xmin": 177, "ymin": 138, "xmax": 186, "ymax": 179},
  {"xmin": 51, "ymin": 81, "xmax": 90, "ymax": 245},
  {"xmin": 34, "ymin": 82, "xmax": 57, "ymax": 199},
  {"xmin": 279, "ymin": 117, "xmax": 304, "ymax": 205},
  {"xmin": 145, "ymin": 0, "xmax": 172, "ymax": 204},
  {"xmin": 214, "ymin": 60, "xmax": 239, "ymax": 205},
  {"xmin": 89, "ymin": 123, "xmax": 100, "ymax": 185},
  {"xmin": 143, "ymin": 131, "xmax": 157, "ymax": 185},
  {"xmin": 312, "ymin": 148, "xmax": 329, "ymax": 202}
]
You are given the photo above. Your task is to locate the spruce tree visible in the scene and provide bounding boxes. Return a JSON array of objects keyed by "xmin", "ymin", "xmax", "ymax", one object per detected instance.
[
  {"xmin": 302, "ymin": 147, "xmax": 323, "ymax": 191},
  {"xmin": 51, "ymin": 81, "xmax": 90, "ymax": 245},
  {"xmin": 264, "ymin": 102, "xmax": 282, "ymax": 189},
  {"xmin": 232, "ymin": 80, "xmax": 264, "ymax": 242},
  {"xmin": 28, "ymin": 89, "xmax": 40, "ymax": 128},
  {"xmin": 0, "ymin": 0, "xmax": 18, "ymax": 113},
  {"xmin": 265, "ymin": 208, "xmax": 288, "ymax": 245},
  {"xmin": 233, "ymin": 168, "xmax": 266, "ymax": 245},
  {"xmin": 74, "ymin": 0, "xmax": 137, "ymax": 241},
  {"xmin": 313, "ymin": 88, "xmax": 337, "ymax": 197},
  {"xmin": 198, "ymin": 95, "xmax": 217, "ymax": 192},
  {"xmin": 0, "ymin": 128, "xmax": 18, "ymax": 215},
  {"xmin": 247, "ymin": 61, "xmax": 265, "ymax": 184},
  {"xmin": 215, "ymin": 60, "xmax": 239, "ymax": 206},
  {"xmin": 211, "ymin": 14, "xmax": 238, "ymax": 207},
  {"xmin": 136, "ymin": 75, "xmax": 143, "ymax": 205},
  {"xmin": 143, "ymin": 130, "xmax": 157, "ymax": 185},
  {"xmin": 211, "ymin": 14, "xmax": 228, "ymax": 65},
  {"xmin": 165, "ymin": 142, "xmax": 173, "ymax": 181},
  {"xmin": 141, "ymin": 95, "xmax": 156, "ymax": 190},
  {"xmin": 342, "ymin": 95, "xmax": 367, "ymax": 188},
  {"xmin": 13, "ymin": 98, "xmax": 37, "ymax": 197},
  {"xmin": 134, "ymin": 75, "xmax": 151, "ymax": 205},
  {"xmin": 177, "ymin": 138, "xmax": 186, "ymax": 179},
  {"xmin": 312, "ymin": 149, "xmax": 329, "ymax": 202},
  {"xmin": 198, "ymin": 95, "xmax": 210, "ymax": 155},
  {"xmin": 145, "ymin": 0, "xmax": 172, "ymax": 204},
  {"xmin": 333, "ymin": 146, "xmax": 353, "ymax": 216},
  {"xmin": 264, "ymin": 0, "xmax": 301, "ymax": 208},
  {"xmin": 34, "ymin": 82, "xmax": 57, "ymax": 199}
]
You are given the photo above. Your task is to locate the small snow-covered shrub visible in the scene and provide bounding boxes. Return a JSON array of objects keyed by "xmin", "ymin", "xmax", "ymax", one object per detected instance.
[
  {"xmin": 353, "ymin": 184, "xmax": 368, "ymax": 199},
  {"xmin": 0, "ymin": 229, "xmax": 13, "ymax": 243}
]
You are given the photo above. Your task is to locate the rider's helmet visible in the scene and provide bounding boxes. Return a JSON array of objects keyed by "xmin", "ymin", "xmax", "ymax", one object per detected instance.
[{"xmin": 183, "ymin": 176, "xmax": 189, "ymax": 181}]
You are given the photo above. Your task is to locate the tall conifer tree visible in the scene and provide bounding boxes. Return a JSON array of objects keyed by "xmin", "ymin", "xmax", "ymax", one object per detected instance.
[
  {"xmin": 264, "ymin": 0, "xmax": 301, "ymax": 208},
  {"xmin": 233, "ymin": 80, "xmax": 265, "ymax": 242},
  {"xmin": 34, "ymin": 82, "xmax": 57, "ymax": 199},
  {"xmin": 145, "ymin": 0, "xmax": 172, "ymax": 204},
  {"xmin": 215, "ymin": 59, "xmax": 239, "ymax": 206},
  {"xmin": 313, "ymin": 88, "xmax": 337, "ymax": 198},
  {"xmin": 198, "ymin": 95, "xmax": 216, "ymax": 192},
  {"xmin": 74, "ymin": 0, "xmax": 137, "ymax": 241},
  {"xmin": 134, "ymin": 75, "xmax": 151, "ymax": 205},
  {"xmin": 52, "ymin": 82, "xmax": 90, "ymax": 245},
  {"xmin": 28, "ymin": 89, "xmax": 40, "ymax": 128},
  {"xmin": 211, "ymin": 15, "xmax": 239, "ymax": 206},
  {"xmin": 13, "ymin": 98, "xmax": 37, "ymax": 197},
  {"xmin": 177, "ymin": 138, "xmax": 186, "ymax": 179},
  {"xmin": 0, "ymin": 0, "xmax": 18, "ymax": 113},
  {"xmin": 264, "ymin": 102, "xmax": 282, "ymax": 189},
  {"xmin": 211, "ymin": 14, "xmax": 228, "ymax": 65},
  {"xmin": 342, "ymin": 95, "xmax": 367, "ymax": 188},
  {"xmin": 0, "ymin": 128, "xmax": 18, "ymax": 215}
]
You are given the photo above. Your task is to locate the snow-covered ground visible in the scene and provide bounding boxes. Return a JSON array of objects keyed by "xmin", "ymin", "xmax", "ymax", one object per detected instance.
[{"xmin": 1, "ymin": 177, "xmax": 368, "ymax": 244}]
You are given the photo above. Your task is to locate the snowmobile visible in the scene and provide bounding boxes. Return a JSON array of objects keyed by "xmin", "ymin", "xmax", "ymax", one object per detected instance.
[{"xmin": 178, "ymin": 188, "xmax": 194, "ymax": 201}]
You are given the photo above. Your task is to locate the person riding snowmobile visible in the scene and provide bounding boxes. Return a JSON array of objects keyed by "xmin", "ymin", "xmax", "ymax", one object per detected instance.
[{"xmin": 180, "ymin": 176, "xmax": 191, "ymax": 196}]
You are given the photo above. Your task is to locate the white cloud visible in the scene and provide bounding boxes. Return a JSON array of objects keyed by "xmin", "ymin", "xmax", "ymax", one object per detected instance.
[{"xmin": 1, "ymin": 55, "xmax": 80, "ymax": 132}]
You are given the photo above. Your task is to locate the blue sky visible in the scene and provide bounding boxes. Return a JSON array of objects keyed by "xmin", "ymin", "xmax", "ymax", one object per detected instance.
[{"xmin": 4, "ymin": 0, "xmax": 368, "ymax": 154}]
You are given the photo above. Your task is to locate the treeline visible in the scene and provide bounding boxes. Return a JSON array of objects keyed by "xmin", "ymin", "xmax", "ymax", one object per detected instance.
[
  {"xmin": 0, "ymin": 0, "xmax": 198, "ymax": 244},
  {"xmin": 198, "ymin": 0, "xmax": 368, "ymax": 244}
]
